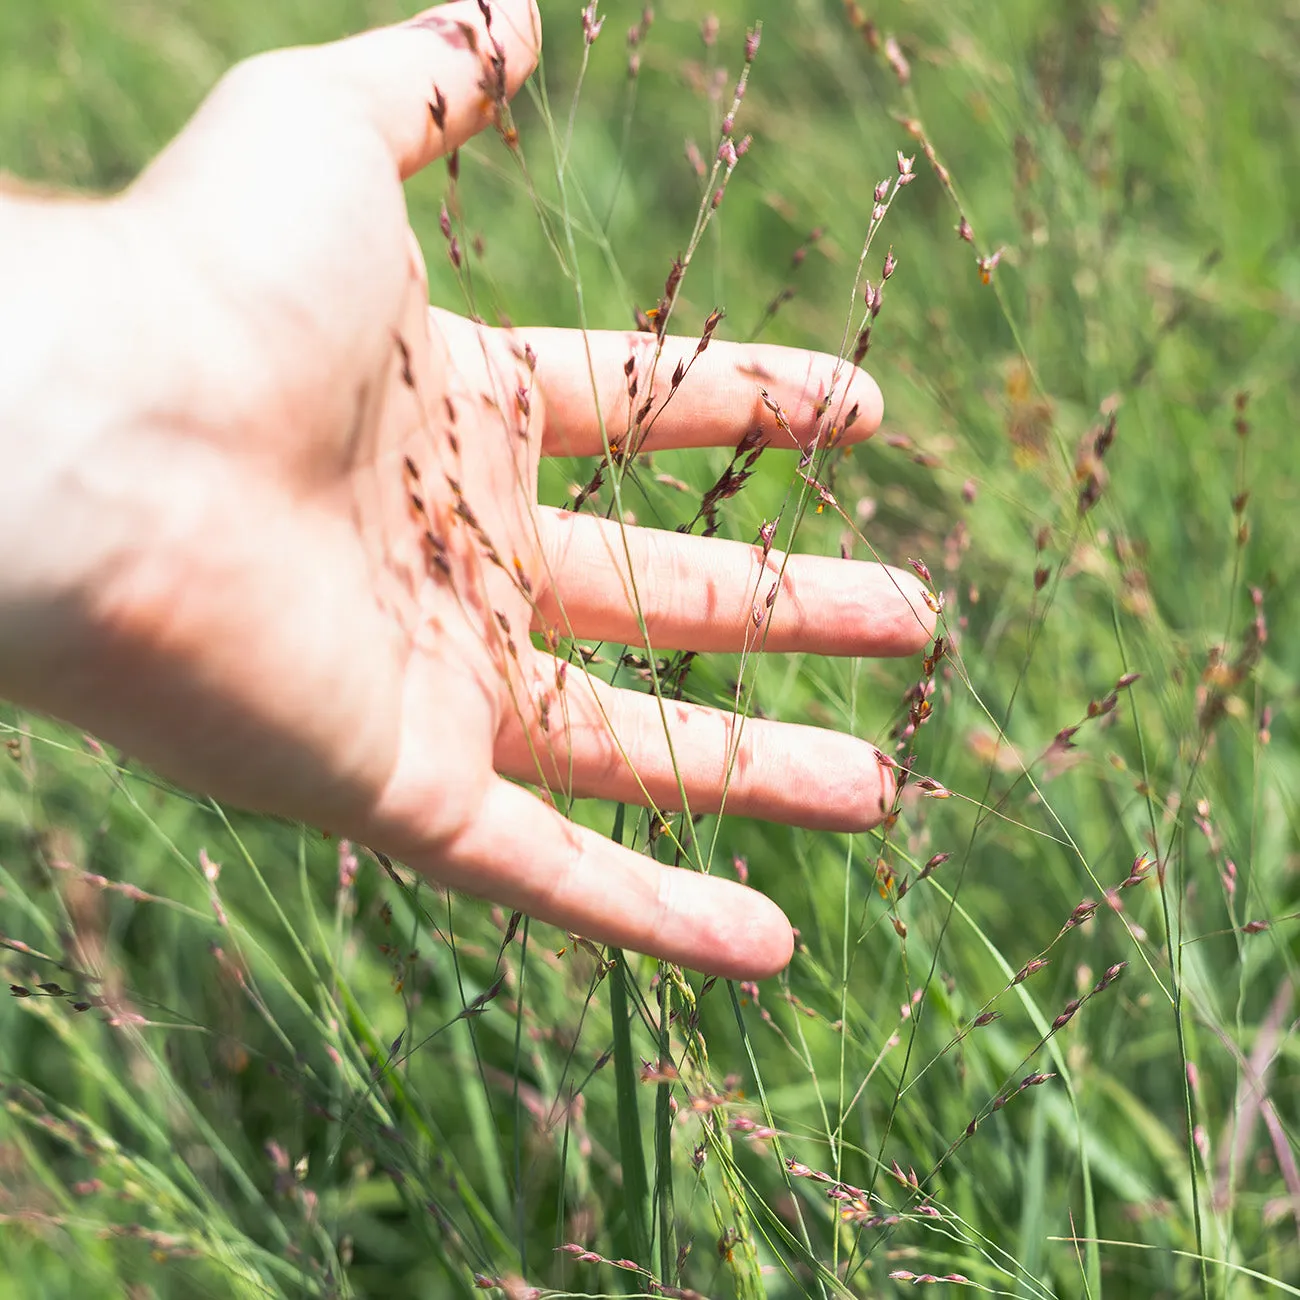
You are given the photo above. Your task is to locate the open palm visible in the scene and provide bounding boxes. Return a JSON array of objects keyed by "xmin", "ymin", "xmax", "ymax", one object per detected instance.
[{"xmin": 29, "ymin": 0, "xmax": 932, "ymax": 978}]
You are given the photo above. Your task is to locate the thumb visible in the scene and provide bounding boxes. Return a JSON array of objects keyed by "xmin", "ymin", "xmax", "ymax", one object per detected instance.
[{"xmin": 313, "ymin": 0, "xmax": 541, "ymax": 177}]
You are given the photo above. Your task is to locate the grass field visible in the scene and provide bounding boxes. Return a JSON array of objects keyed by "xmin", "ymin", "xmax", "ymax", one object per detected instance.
[{"xmin": 3, "ymin": 0, "xmax": 1299, "ymax": 1296}]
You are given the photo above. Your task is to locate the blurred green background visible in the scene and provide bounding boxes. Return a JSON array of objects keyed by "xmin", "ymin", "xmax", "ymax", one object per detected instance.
[{"xmin": 2, "ymin": 0, "xmax": 1299, "ymax": 1296}]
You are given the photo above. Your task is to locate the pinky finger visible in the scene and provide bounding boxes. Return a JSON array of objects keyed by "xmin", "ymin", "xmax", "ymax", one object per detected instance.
[{"xmin": 434, "ymin": 778, "xmax": 794, "ymax": 979}]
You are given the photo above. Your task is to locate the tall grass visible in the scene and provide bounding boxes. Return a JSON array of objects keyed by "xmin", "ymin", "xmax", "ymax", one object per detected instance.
[{"xmin": 2, "ymin": 0, "xmax": 1298, "ymax": 1296}]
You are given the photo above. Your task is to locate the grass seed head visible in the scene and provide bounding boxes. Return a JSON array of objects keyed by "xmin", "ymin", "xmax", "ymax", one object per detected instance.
[{"xmin": 1013, "ymin": 957, "xmax": 1049, "ymax": 985}]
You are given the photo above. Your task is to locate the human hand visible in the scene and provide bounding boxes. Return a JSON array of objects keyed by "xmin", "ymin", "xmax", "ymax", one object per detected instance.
[{"xmin": 0, "ymin": 0, "xmax": 934, "ymax": 979}]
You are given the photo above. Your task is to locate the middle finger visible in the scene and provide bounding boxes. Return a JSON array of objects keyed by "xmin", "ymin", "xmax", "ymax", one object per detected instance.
[{"xmin": 535, "ymin": 508, "xmax": 936, "ymax": 658}]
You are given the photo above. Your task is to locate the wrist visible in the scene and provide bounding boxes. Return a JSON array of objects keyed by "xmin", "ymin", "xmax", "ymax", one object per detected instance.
[{"xmin": 0, "ymin": 190, "xmax": 177, "ymax": 716}]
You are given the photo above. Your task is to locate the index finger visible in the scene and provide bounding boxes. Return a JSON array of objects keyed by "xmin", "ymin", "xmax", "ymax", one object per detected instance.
[{"xmin": 516, "ymin": 328, "xmax": 884, "ymax": 459}]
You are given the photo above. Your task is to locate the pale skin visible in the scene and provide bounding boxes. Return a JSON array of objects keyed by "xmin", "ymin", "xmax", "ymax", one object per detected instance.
[{"xmin": 0, "ymin": 0, "xmax": 934, "ymax": 980}]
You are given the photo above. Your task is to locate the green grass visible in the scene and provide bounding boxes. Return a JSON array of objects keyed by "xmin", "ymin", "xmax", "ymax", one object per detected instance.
[{"xmin": 3, "ymin": 0, "xmax": 1299, "ymax": 1296}]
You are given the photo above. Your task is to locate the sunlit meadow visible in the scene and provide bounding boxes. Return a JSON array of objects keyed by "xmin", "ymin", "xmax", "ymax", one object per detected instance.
[{"xmin": 2, "ymin": 1, "xmax": 1298, "ymax": 1296}]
